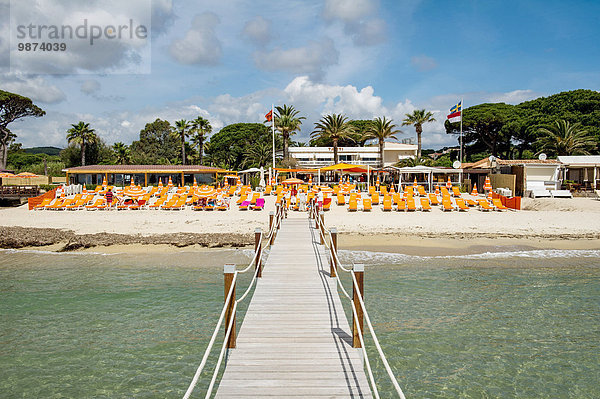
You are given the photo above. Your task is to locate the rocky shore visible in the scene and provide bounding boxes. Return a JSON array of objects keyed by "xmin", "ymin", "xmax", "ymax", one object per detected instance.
[{"xmin": 0, "ymin": 226, "xmax": 253, "ymax": 252}]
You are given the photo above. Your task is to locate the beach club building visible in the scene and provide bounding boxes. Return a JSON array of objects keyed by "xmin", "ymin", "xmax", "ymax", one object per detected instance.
[
  {"xmin": 63, "ymin": 165, "xmax": 229, "ymax": 187},
  {"xmin": 557, "ymin": 155, "xmax": 600, "ymax": 190},
  {"xmin": 288, "ymin": 142, "xmax": 418, "ymax": 168}
]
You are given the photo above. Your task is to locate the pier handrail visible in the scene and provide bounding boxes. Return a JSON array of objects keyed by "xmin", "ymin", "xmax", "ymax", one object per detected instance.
[
  {"xmin": 311, "ymin": 206, "xmax": 407, "ymax": 399},
  {"xmin": 182, "ymin": 203, "xmax": 285, "ymax": 399}
]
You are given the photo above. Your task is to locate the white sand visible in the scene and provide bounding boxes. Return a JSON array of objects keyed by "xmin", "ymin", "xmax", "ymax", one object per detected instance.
[{"xmin": 2, "ymin": 196, "xmax": 600, "ymax": 238}]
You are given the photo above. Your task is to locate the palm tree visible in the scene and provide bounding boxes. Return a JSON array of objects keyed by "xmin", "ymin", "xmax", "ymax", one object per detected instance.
[
  {"xmin": 311, "ymin": 114, "xmax": 356, "ymax": 164},
  {"xmin": 536, "ymin": 120, "xmax": 596, "ymax": 156},
  {"xmin": 273, "ymin": 105, "xmax": 304, "ymax": 161},
  {"xmin": 396, "ymin": 156, "xmax": 433, "ymax": 167},
  {"xmin": 242, "ymin": 141, "xmax": 272, "ymax": 168},
  {"xmin": 365, "ymin": 117, "xmax": 402, "ymax": 168},
  {"xmin": 191, "ymin": 116, "xmax": 212, "ymax": 165},
  {"xmin": 174, "ymin": 119, "xmax": 190, "ymax": 165},
  {"xmin": 112, "ymin": 142, "xmax": 130, "ymax": 165},
  {"xmin": 402, "ymin": 109, "xmax": 436, "ymax": 159},
  {"xmin": 66, "ymin": 121, "xmax": 97, "ymax": 166}
]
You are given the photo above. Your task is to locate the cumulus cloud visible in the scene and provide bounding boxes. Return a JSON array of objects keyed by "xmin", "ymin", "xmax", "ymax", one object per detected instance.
[
  {"xmin": 411, "ymin": 55, "xmax": 438, "ymax": 72},
  {"xmin": 151, "ymin": 0, "xmax": 175, "ymax": 36},
  {"xmin": 322, "ymin": 0, "xmax": 386, "ymax": 46},
  {"xmin": 485, "ymin": 89, "xmax": 538, "ymax": 104},
  {"xmin": 253, "ymin": 39, "xmax": 339, "ymax": 81},
  {"xmin": 169, "ymin": 12, "xmax": 222, "ymax": 65},
  {"xmin": 323, "ymin": 0, "xmax": 376, "ymax": 23},
  {"xmin": 80, "ymin": 79, "xmax": 101, "ymax": 95},
  {"xmin": 0, "ymin": 73, "xmax": 66, "ymax": 104},
  {"xmin": 242, "ymin": 16, "xmax": 271, "ymax": 46}
]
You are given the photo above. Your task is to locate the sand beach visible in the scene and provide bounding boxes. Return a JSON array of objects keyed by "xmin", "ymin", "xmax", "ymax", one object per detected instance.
[{"xmin": 1, "ymin": 196, "xmax": 599, "ymax": 254}]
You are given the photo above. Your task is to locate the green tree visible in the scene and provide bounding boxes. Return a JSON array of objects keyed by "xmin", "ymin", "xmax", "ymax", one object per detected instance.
[
  {"xmin": 396, "ymin": 156, "xmax": 433, "ymax": 167},
  {"xmin": 60, "ymin": 137, "xmax": 111, "ymax": 167},
  {"xmin": 242, "ymin": 141, "xmax": 273, "ymax": 168},
  {"xmin": 309, "ymin": 119, "xmax": 374, "ymax": 146},
  {"xmin": 272, "ymin": 105, "xmax": 304, "ymax": 161},
  {"xmin": 0, "ymin": 90, "xmax": 45, "ymax": 169},
  {"xmin": 191, "ymin": 116, "xmax": 212, "ymax": 165},
  {"xmin": 365, "ymin": 117, "xmax": 402, "ymax": 167},
  {"xmin": 536, "ymin": 120, "xmax": 596, "ymax": 156},
  {"xmin": 174, "ymin": 119, "xmax": 190, "ymax": 165},
  {"xmin": 130, "ymin": 119, "xmax": 179, "ymax": 164},
  {"xmin": 311, "ymin": 114, "xmax": 356, "ymax": 164},
  {"xmin": 206, "ymin": 123, "xmax": 280, "ymax": 170},
  {"xmin": 402, "ymin": 109, "xmax": 435, "ymax": 159},
  {"xmin": 112, "ymin": 142, "xmax": 131, "ymax": 165},
  {"xmin": 66, "ymin": 121, "xmax": 97, "ymax": 166}
]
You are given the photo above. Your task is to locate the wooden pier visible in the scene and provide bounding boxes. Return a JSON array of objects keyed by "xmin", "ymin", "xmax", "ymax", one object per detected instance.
[{"xmin": 214, "ymin": 214, "xmax": 373, "ymax": 398}]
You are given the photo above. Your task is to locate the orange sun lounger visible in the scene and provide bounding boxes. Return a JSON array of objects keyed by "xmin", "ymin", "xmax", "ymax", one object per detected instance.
[
  {"xmin": 406, "ymin": 196, "xmax": 417, "ymax": 211},
  {"xmin": 492, "ymin": 198, "xmax": 509, "ymax": 211},
  {"xmin": 348, "ymin": 198, "xmax": 357, "ymax": 212},
  {"xmin": 362, "ymin": 198, "xmax": 372, "ymax": 211},
  {"xmin": 478, "ymin": 199, "xmax": 494, "ymax": 211},
  {"xmin": 382, "ymin": 195, "xmax": 392, "ymax": 211},
  {"xmin": 397, "ymin": 199, "xmax": 406, "ymax": 211},
  {"xmin": 455, "ymin": 198, "xmax": 469, "ymax": 211},
  {"xmin": 336, "ymin": 193, "xmax": 345, "ymax": 205},
  {"xmin": 428, "ymin": 193, "xmax": 440, "ymax": 206},
  {"xmin": 420, "ymin": 197, "xmax": 432, "ymax": 211},
  {"xmin": 371, "ymin": 192, "xmax": 379, "ymax": 205},
  {"xmin": 442, "ymin": 198, "xmax": 454, "ymax": 211},
  {"xmin": 452, "ymin": 186, "xmax": 462, "ymax": 197}
]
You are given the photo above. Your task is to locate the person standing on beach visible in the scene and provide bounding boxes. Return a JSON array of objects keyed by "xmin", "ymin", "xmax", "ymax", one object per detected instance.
[
  {"xmin": 317, "ymin": 188, "xmax": 323, "ymax": 212},
  {"xmin": 106, "ymin": 188, "xmax": 114, "ymax": 208}
]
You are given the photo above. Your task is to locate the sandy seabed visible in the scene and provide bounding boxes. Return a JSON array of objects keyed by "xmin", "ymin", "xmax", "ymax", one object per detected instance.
[{"xmin": 1, "ymin": 197, "xmax": 600, "ymax": 254}]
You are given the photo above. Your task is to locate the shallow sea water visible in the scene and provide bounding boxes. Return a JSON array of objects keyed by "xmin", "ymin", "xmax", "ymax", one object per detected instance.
[{"xmin": 1, "ymin": 248, "xmax": 599, "ymax": 398}]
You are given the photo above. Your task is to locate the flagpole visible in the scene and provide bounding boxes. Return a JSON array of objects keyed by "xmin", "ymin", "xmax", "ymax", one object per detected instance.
[
  {"xmin": 460, "ymin": 98, "xmax": 463, "ymax": 164},
  {"xmin": 271, "ymin": 104, "xmax": 275, "ymax": 171}
]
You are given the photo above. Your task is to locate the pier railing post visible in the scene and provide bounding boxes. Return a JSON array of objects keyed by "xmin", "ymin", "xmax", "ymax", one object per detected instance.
[
  {"xmin": 224, "ymin": 264, "xmax": 236, "ymax": 349},
  {"xmin": 319, "ymin": 211, "xmax": 325, "ymax": 245},
  {"xmin": 329, "ymin": 227, "xmax": 337, "ymax": 277},
  {"xmin": 352, "ymin": 264, "xmax": 364, "ymax": 348},
  {"xmin": 255, "ymin": 228, "xmax": 262, "ymax": 278},
  {"xmin": 269, "ymin": 211, "xmax": 275, "ymax": 245}
]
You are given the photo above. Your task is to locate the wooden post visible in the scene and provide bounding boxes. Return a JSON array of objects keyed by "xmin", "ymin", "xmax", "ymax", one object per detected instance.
[
  {"xmin": 255, "ymin": 228, "xmax": 262, "ymax": 278},
  {"xmin": 329, "ymin": 227, "xmax": 337, "ymax": 277},
  {"xmin": 319, "ymin": 211, "xmax": 325, "ymax": 245},
  {"xmin": 269, "ymin": 211, "xmax": 276, "ymax": 245},
  {"xmin": 224, "ymin": 264, "xmax": 236, "ymax": 349},
  {"xmin": 352, "ymin": 263, "xmax": 364, "ymax": 348},
  {"xmin": 144, "ymin": 173, "xmax": 148, "ymax": 187}
]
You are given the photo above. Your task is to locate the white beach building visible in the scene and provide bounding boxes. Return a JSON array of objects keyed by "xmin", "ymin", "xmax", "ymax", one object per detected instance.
[{"xmin": 288, "ymin": 142, "xmax": 417, "ymax": 168}]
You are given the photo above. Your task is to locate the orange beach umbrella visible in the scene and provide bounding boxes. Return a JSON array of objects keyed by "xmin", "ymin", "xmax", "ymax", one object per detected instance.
[
  {"xmin": 484, "ymin": 176, "xmax": 493, "ymax": 191},
  {"xmin": 446, "ymin": 177, "xmax": 452, "ymax": 189},
  {"xmin": 471, "ymin": 184, "xmax": 478, "ymax": 196},
  {"xmin": 412, "ymin": 178, "xmax": 417, "ymax": 188},
  {"xmin": 281, "ymin": 178, "xmax": 304, "ymax": 185}
]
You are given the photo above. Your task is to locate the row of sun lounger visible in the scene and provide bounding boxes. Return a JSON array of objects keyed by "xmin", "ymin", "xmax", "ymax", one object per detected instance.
[{"xmin": 345, "ymin": 195, "xmax": 509, "ymax": 212}]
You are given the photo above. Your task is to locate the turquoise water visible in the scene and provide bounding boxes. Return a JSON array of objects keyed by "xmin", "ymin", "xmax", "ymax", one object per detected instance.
[{"xmin": 1, "ymin": 248, "xmax": 599, "ymax": 398}]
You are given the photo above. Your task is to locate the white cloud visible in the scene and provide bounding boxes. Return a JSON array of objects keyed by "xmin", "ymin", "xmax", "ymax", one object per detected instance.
[
  {"xmin": 323, "ymin": 0, "xmax": 376, "ymax": 23},
  {"xmin": 242, "ymin": 16, "xmax": 271, "ymax": 46},
  {"xmin": 0, "ymin": 73, "xmax": 66, "ymax": 104},
  {"xmin": 253, "ymin": 39, "xmax": 339, "ymax": 81},
  {"xmin": 169, "ymin": 12, "xmax": 222, "ymax": 65},
  {"xmin": 349, "ymin": 18, "xmax": 386, "ymax": 46},
  {"xmin": 485, "ymin": 89, "xmax": 538, "ymax": 104},
  {"xmin": 410, "ymin": 55, "xmax": 438, "ymax": 72},
  {"xmin": 80, "ymin": 79, "xmax": 101, "ymax": 95}
]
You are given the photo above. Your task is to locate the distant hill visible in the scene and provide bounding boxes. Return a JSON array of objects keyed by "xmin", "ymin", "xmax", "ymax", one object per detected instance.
[{"xmin": 24, "ymin": 147, "xmax": 63, "ymax": 156}]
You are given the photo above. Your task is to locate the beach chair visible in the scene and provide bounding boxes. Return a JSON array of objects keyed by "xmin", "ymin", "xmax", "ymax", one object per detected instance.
[
  {"xmin": 275, "ymin": 186, "xmax": 283, "ymax": 196},
  {"xmin": 253, "ymin": 198, "xmax": 265, "ymax": 211},
  {"xmin": 348, "ymin": 198, "xmax": 358, "ymax": 212},
  {"xmin": 226, "ymin": 186, "xmax": 237, "ymax": 196},
  {"xmin": 46, "ymin": 198, "xmax": 66, "ymax": 210},
  {"xmin": 149, "ymin": 196, "xmax": 167, "ymax": 209},
  {"xmin": 492, "ymin": 198, "xmax": 509, "ymax": 211},
  {"xmin": 371, "ymin": 192, "xmax": 379, "ymax": 205},
  {"xmin": 417, "ymin": 186, "xmax": 427, "ymax": 197},
  {"xmin": 441, "ymin": 198, "xmax": 454, "ymax": 211},
  {"xmin": 392, "ymin": 193, "xmax": 400, "ymax": 206},
  {"xmin": 204, "ymin": 199, "xmax": 215, "ymax": 211},
  {"xmin": 250, "ymin": 192, "xmax": 260, "ymax": 205},
  {"xmin": 323, "ymin": 197, "xmax": 332, "ymax": 211},
  {"xmin": 428, "ymin": 193, "xmax": 440, "ymax": 206},
  {"xmin": 264, "ymin": 185, "xmax": 272, "ymax": 195},
  {"xmin": 56, "ymin": 198, "xmax": 75, "ymax": 210},
  {"xmin": 369, "ymin": 186, "xmax": 376, "ymax": 196},
  {"xmin": 239, "ymin": 200, "xmax": 250, "ymax": 210},
  {"xmin": 66, "ymin": 198, "xmax": 87, "ymax": 210},
  {"xmin": 336, "ymin": 193, "xmax": 345, "ymax": 205},
  {"xmin": 169, "ymin": 197, "xmax": 187, "ymax": 210},
  {"xmin": 363, "ymin": 198, "xmax": 372, "ymax": 211},
  {"xmin": 236, "ymin": 194, "xmax": 248, "ymax": 205},
  {"xmin": 380, "ymin": 186, "xmax": 388, "ymax": 196},
  {"xmin": 456, "ymin": 198, "xmax": 469, "ymax": 211},
  {"xmin": 33, "ymin": 198, "xmax": 52, "ymax": 210},
  {"xmin": 382, "ymin": 196, "xmax": 392, "ymax": 211},
  {"xmin": 466, "ymin": 199, "xmax": 478, "ymax": 207},
  {"xmin": 452, "ymin": 186, "xmax": 462, "ymax": 197},
  {"xmin": 193, "ymin": 203, "xmax": 204, "ymax": 211},
  {"xmin": 420, "ymin": 197, "xmax": 432, "ymax": 211},
  {"xmin": 406, "ymin": 196, "xmax": 417, "ymax": 211},
  {"xmin": 478, "ymin": 199, "xmax": 494, "ymax": 211},
  {"xmin": 217, "ymin": 200, "xmax": 229, "ymax": 211},
  {"xmin": 397, "ymin": 199, "xmax": 406, "ymax": 211},
  {"xmin": 85, "ymin": 198, "xmax": 105, "ymax": 210}
]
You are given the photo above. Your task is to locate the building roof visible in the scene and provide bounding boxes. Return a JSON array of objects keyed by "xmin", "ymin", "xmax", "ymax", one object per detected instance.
[
  {"xmin": 557, "ymin": 155, "xmax": 600, "ymax": 165},
  {"xmin": 461, "ymin": 158, "xmax": 560, "ymax": 168},
  {"xmin": 289, "ymin": 143, "xmax": 417, "ymax": 153},
  {"xmin": 64, "ymin": 165, "xmax": 228, "ymax": 174}
]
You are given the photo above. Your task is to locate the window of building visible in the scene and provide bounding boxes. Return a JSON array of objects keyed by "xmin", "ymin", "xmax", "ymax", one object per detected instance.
[{"xmin": 338, "ymin": 155, "xmax": 352, "ymax": 162}]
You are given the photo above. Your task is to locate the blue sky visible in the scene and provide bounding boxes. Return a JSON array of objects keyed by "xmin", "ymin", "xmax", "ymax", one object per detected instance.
[{"xmin": 1, "ymin": 0, "xmax": 599, "ymax": 150}]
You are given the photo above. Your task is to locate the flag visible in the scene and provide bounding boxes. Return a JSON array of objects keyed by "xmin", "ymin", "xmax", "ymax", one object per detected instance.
[
  {"xmin": 265, "ymin": 109, "xmax": 273, "ymax": 122},
  {"xmin": 447, "ymin": 101, "xmax": 462, "ymax": 123}
]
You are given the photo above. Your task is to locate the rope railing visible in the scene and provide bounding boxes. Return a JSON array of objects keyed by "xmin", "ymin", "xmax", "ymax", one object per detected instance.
[
  {"xmin": 310, "ymin": 205, "xmax": 407, "ymax": 399},
  {"xmin": 182, "ymin": 203, "xmax": 285, "ymax": 399}
]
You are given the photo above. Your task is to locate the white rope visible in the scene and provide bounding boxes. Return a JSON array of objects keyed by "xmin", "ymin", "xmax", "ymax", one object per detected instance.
[
  {"xmin": 205, "ymin": 301, "xmax": 238, "ymax": 399},
  {"xmin": 349, "ymin": 296, "xmax": 380, "ymax": 399},
  {"xmin": 182, "ymin": 272, "xmax": 238, "ymax": 399},
  {"xmin": 351, "ymin": 271, "xmax": 406, "ymax": 399},
  {"xmin": 236, "ymin": 254, "xmax": 262, "ymax": 304}
]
